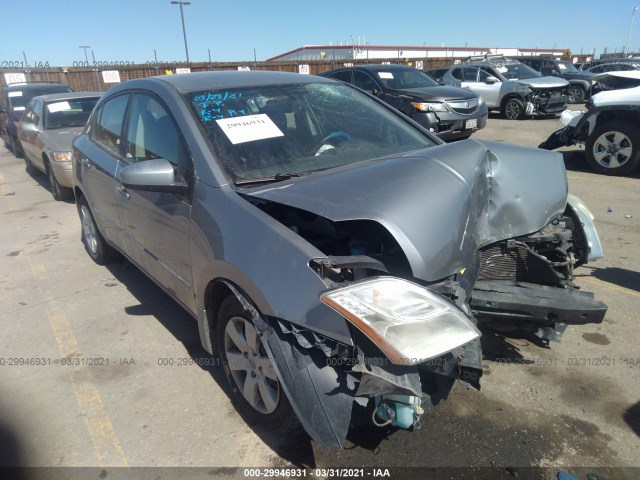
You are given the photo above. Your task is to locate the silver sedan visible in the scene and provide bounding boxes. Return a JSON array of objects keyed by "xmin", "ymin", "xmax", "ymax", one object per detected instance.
[{"xmin": 18, "ymin": 92, "xmax": 101, "ymax": 200}]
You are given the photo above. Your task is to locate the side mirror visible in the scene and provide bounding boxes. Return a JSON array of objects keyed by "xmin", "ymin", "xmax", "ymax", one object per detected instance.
[
  {"xmin": 551, "ymin": 70, "xmax": 560, "ymax": 76},
  {"xmin": 485, "ymin": 75, "xmax": 499, "ymax": 84},
  {"xmin": 117, "ymin": 158, "xmax": 188, "ymax": 194},
  {"xmin": 371, "ymin": 88, "xmax": 381, "ymax": 96},
  {"xmin": 437, "ymin": 78, "xmax": 444, "ymax": 85}
]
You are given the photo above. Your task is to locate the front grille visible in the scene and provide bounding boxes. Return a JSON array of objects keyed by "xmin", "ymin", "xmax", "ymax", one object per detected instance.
[{"xmin": 446, "ymin": 98, "xmax": 479, "ymax": 115}]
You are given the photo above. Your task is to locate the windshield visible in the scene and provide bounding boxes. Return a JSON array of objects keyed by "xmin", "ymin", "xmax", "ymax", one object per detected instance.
[
  {"xmin": 187, "ymin": 82, "xmax": 436, "ymax": 183},
  {"xmin": 558, "ymin": 61, "xmax": 578, "ymax": 72},
  {"xmin": 373, "ymin": 68, "xmax": 439, "ymax": 89},
  {"xmin": 493, "ymin": 62, "xmax": 541, "ymax": 80},
  {"xmin": 44, "ymin": 97, "xmax": 99, "ymax": 129}
]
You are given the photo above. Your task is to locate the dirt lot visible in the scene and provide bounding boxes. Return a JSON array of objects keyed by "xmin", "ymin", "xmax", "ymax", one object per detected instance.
[{"xmin": 0, "ymin": 109, "xmax": 638, "ymax": 480}]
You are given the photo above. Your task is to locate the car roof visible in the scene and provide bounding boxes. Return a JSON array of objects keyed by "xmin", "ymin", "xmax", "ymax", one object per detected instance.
[
  {"xmin": 30, "ymin": 92, "xmax": 102, "ymax": 103},
  {"xmin": 130, "ymin": 71, "xmax": 334, "ymax": 93},
  {"xmin": 328, "ymin": 64, "xmax": 416, "ymax": 73},
  {"xmin": 3, "ymin": 82, "xmax": 71, "ymax": 91}
]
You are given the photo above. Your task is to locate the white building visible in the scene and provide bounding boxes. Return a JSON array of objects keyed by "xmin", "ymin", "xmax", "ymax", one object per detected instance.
[{"xmin": 267, "ymin": 45, "xmax": 569, "ymax": 62}]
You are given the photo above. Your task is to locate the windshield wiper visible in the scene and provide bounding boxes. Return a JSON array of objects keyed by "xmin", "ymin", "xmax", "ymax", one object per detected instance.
[{"xmin": 234, "ymin": 172, "xmax": 302, "ymax": 186}]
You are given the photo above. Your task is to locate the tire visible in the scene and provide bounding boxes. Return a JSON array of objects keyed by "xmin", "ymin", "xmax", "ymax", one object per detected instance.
[
  {"xmin": 567, "ymin": 85, "xmax": 585, "ymax": 104},
  {"xmin": 585, "ymin": 121, "xmax": 640, "ymax": 175},
  {"xmin": 9, "ymin": 135, "xmax": 23, "ymax": 158},
  {"xmin": 24, "ymin": 155, "xmax": 39, "ymax": 176},
  {"xmin": 216, "ymin": 295, "xmax": 299, "ymax": 435},
  {"xmin": 45, "ymin": 159, "xmax": 72, "ymax": 201},
  {"xmin": 77, "ymin": 196, "xmax": 118, "ymax": 264},
  {"xmin": 502, "ymin": 98, "xmax": 525, "ymax": 120}
]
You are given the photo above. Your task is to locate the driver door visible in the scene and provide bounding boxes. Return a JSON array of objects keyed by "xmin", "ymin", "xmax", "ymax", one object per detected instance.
[{"xmin": 115, "ymin": 92, "xmax": 195, "ymax": 311}]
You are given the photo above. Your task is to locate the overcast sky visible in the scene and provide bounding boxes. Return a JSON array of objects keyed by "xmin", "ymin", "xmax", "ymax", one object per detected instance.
[{"xmin": 1, "ymin": 0, "xmax": 639, "ymax": 66}]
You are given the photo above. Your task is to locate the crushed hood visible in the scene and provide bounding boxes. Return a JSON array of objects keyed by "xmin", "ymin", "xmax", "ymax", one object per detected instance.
[
  {"xmin": 515, "ymin": 76, "xmax": 569, "ymax": 88},
  {"xmin": 243, "ymin": 140, "xmax": 568, "ymax": 282}
]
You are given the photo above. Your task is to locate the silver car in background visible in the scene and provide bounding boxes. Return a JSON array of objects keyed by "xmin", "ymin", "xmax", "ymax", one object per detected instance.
[
  {"xmin": 430, "ymin": 56, "xmax": 570, "ymax": 119},
  {"xmin": 18, "ymin": 92, "xmax": 101, "ymax": 200}
]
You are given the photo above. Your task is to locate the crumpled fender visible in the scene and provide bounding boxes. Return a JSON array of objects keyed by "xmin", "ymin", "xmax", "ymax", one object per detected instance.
[{"xmin": 223, "ymin": 281, "xmax": 353, "ymax": 449}]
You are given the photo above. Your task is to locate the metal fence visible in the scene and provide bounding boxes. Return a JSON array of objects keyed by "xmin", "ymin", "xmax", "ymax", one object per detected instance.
[{"xmin": 0, "ymin": 58, "xmax": 459, "ymax": 91}]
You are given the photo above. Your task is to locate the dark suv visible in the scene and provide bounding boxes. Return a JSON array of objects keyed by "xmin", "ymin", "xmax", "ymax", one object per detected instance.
[
  {"xmin": 319, "ymin": 64, "xmax": 488, "ymax": 141},
  {"xmin": 1, "ymin": 82, "xmax": 74, "ymax": 157},
  {"xmin": 516, "ymin": 57, "xmax": 593, "ymax": 103}
]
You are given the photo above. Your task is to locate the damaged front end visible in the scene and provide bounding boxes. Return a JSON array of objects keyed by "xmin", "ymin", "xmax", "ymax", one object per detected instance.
[{"xmin": 236, "ymin": 139, "xmax": 606, "ymax": 449}]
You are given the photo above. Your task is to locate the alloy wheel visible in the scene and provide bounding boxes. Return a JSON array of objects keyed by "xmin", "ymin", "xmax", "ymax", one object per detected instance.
[
  {"xmin": 80, "ymin": 205, "xmax": 98, "ymax": 255},
  {"xmin": 592, "ymin": 131, "xmax": 633, "ymax": 169},
  {"xmin": 224, "ymin": 316, "xmax": 279, "ymax": 414}
]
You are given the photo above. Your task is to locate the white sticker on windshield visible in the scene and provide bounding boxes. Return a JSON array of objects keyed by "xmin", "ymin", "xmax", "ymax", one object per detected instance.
[
  {"xmin": 558, "ymin": 64, "xmax": 567, "ymax": 70},
  {"xmin": 13, "ymin": 106, "xmax": 25, "ymax": 111},
  {"xmin": 8, "ymin": 91, "xmax": 23, "ymax": 97},
  {"xmin": 378, "ymin": 72, "xmax": 394, "ymax": 79},
  {"xmin": 47, "ymin": 101, "xmax": 71, "ymax": 113},
  {"xmin": 216, "ymin": 114, "xmax": 284, "ymax": 145},
  {"xmin": 497, "ymin": 67, "xmax": 508, "ymax": 73}
]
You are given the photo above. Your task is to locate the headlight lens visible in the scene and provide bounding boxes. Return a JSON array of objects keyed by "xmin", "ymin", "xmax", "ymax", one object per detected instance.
[
  {"xmin": 53, "ymin": 151, "xmax": 73, "ymax": 162},
  {"xmin": 411, "ymin": 102, "xmax": 448, "ymax": 112},
  {"xmin": 320, "ymin": 277, "xmax": 480, "ymax": 365}
]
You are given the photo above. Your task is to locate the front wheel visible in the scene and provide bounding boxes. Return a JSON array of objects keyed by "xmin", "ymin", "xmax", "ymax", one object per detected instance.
[
  {"xmin": 567, "ymin": 85, "xmax": 586, "ymax": 104},
  {"xmin": 77, "ymin": 196, "xmax": 118, "ymax": 264},
  {"xmin": 217, "ymin": 296, "xmax": 299, "ymax": 434},
  {"xmin": 46, "ymin": 160, "xmax": 72, "ymax": 201},
  {"xmin": 502, "ymin": 98, "xmax": 525, "ymax": 120},
  {"xmin": 585, "ymin": 121, "xmax": 640, "ymax": 175}
]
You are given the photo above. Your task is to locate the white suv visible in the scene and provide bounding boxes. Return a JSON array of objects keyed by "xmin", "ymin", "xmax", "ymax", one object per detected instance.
[{"xmin": 540, "ymin": 71, "xmax": 640, "ymax": 175}]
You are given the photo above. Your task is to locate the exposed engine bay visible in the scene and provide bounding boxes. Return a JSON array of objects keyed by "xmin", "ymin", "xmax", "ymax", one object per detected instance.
[{"xmin": 240, "ymin": 191, "xmax": 606, "ymax": 440}]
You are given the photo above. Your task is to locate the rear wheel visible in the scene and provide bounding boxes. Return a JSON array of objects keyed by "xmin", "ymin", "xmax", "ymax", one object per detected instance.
[
  {"xmin": 502, "ymin": 98, "xmax": 525, "ymax": 120},
  {"xmin": 585, "ymin": 121, "xmax": 640, "ymax": 175},
  {"xmin": 9, "ymin": 135, "xmax": 24, "ymax": 158},
  {"xmin": 46, "ymin": 159, "xmax": 72, "ymax": 201},
  {"xmin": 217, "ymin": 295, "xmax": 299, "ymax": 434},
  {"xmin": 77, "ymin": 196, "xmax": 118, "ymax": 264}
]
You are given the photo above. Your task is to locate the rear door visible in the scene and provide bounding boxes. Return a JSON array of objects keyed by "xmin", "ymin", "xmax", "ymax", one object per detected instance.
[
  {"xmin": 115, "ymin": 92, "xmax": 195, "ymax": 311},
  {"xmin": 18, "ymin": 99, "xmax": 42, "ymax": 166},
  {"xmin": 77, "ymin": 93, "xmax": 130, "ymax": 250}
]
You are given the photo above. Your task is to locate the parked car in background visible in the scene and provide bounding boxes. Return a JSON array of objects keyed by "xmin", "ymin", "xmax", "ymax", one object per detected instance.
[
  {"xmin": 1, "ymin": 82, "xmax": 74, "ymax": 157},
  {"xmin": 540, "ymin": 71, "xmax": 640, "ymax": 175},
  {"xmin": 515, "ymin": 56, "xmax": 593, "ymax": 103},
  {"xmin": 430, "ymin": 55, "xmax": 570, "ymax": 119},
  {"xmin": 582, "ymin": 61, "xmax": 640, "ymax": 75},
  {"xmin": 72, "ymin": 71, "xmax": 605, "ymax": 449},
  {"xmin": 17, "ymin": 92, "xmax": 101, "ymax": 200},
  {"xmin": 579, "ymin": 57, "xmax": 640, "ymax": 71},
  {"xmin": 319, "ymin": 64, "xmax": 488, "ymax": 141}
]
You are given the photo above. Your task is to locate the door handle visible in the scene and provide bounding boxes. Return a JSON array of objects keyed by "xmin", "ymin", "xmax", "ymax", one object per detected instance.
[{"xmin": 117, "ymin": 185, "xmax": 130, "ymax": 200}]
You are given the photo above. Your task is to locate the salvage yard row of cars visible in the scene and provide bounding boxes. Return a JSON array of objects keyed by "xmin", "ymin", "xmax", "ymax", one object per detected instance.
[{"xmin": 0, "ymin": 58, "xmax": 634, "ymax": 449}]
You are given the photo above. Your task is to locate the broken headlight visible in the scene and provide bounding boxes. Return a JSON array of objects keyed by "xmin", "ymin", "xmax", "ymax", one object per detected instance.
[{"xmin": 320, "ymin": 277, "xmax": 480, "ymax": 365}]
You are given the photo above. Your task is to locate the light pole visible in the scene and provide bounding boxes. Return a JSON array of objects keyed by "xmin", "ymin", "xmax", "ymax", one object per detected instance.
[
  {"xmin": 625, "ymin": 4, "xmax": 639, "ymax": 57},
  {"xmin": 79, "ymin": 45, "xmax": 91, "ymax": 66},
  {"xmin": 171, "ymin": 1, "xmax": 191, "ymax": 63}
]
